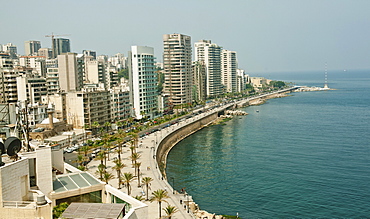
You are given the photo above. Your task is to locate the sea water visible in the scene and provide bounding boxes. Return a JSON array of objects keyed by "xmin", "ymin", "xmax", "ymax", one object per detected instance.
[{"xmin": 166, "ymin": 70, "xmax": 370, "ymax": 218}]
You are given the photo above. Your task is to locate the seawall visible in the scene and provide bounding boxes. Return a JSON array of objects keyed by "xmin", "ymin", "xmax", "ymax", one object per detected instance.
[{"xmin": 156, "ymin": 112, "xmax": 219, "ymax": 177}]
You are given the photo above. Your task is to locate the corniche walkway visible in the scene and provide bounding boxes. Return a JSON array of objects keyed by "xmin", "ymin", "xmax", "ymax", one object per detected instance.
[
  {"xmin": 87, "ymin": 108, "xmax": 221, "ymax": 219},
  {"xmin": 87, "ymin": 87, "xmax": 298, "ymax": 219}
]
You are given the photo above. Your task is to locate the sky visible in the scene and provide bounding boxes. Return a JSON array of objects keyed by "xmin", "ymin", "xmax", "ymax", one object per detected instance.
[{"xmin": 1, "ymin": 0, "xmax": 370, "ymax": 73}]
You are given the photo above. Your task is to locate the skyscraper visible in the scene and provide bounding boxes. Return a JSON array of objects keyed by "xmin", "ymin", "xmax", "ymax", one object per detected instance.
[
  {"xmin": 57, "ymin": 53, "xmax": 80, "ymax": 92},
  {"xmin": 128, "ymin": 46, "xmax": 158, "ymax": 119},
  {"xmin": 221, "ymin": 50, "xmax": 238, "ymax": 93},
  {"xmin": 194, "ymin": 40, "xmax": 223, "ymax": 97},
  {"xmin": 24, "ymin": 40, "xmax": 41, "ymax": 56},
  {"xmin": 163, "ymin": 33, "xmax": 192, "ymax": 106},
  {"xmin": 53, "ymin": 38, "xmax": 70, "ymax": 58}
]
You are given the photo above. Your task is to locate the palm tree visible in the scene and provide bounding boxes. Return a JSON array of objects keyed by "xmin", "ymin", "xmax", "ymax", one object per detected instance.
[
  {"xmin": 163, "ymin": 205, "xmax": 179, "ymax": 219},
  {"xmin": 128, "ymin": 132, "xmax": 139, "ymax": 148},
  {"xmin": 141, "ymin": 177, "xmax": 153, "ymax": 201},
  {"xmin": 130, "ymin": 152, "xmax": 141, "ymax": 174},
  {"xmin": 121, "ymin": 172, "xmax": 135, "ymax": 195},
  {"xmin": 135, "ymin": 162, "xmax": 142, "ymax": 187},
  {"xmin": 95, "ymin": 164, "xmax": 106, "ymax": 181},
  {"xmin": 92, "ymin": 121, "xmax": 100, "ymax": 136},
  {"xmin": 104, "ymin": 121, "xmax": 111, "ymax": 132},
  {"xmin": 112, "ymin": 160, "xmax": 125, "ymax": 189},
  {"xmin": 95, "ymin": 151, "xmax": 106, "ymax": 167},
  {"xmin": 102, "ymin": 172, "xmax": 114, "ymax": 184},
  {"xmin": 133, "ymin": 195, "xmax": 144, "ymax": 201},
  {"xmin": 150, "ymin": 189, "xmax": 169, "ymax": 219},
  {"xmin": 80, "ymin": 145, "xmax": 90, "ymax": 157},
  {"xmin": 116, "ymin": 121, "xmax": 123, "ymax": 129}
]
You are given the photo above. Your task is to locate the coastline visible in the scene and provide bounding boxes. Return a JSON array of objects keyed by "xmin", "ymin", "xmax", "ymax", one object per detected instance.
[{"xmin": 159, "ymin": 89, "xmax": 295, "ymax": 218}]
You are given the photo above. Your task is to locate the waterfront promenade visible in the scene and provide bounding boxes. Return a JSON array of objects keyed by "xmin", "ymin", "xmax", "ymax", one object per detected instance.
[{"xmin": 86, "ymin": 87, "xmax": 297, "ymax": 218}]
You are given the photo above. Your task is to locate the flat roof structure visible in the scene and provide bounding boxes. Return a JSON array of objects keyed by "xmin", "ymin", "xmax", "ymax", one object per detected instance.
[
  {"xmin": 61, "ymin": 202, "xmax": 125, "ymax": 219},
  {"xmin": 53, "ymin": 172, "xmax": 101, "ymax": 193}
]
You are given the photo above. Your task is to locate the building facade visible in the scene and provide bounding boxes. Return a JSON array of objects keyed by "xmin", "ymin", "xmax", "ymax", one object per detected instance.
[
  {"xmin": 221, "ymin": 50, "xmax": 238, "ymax": 93},
  {"xmin": 163, "ymin": 33, "xmax": 192, "ymax": 106},
  {"xmin": 24, "ymin": 41, "xmax": 41, "ymax": 56},
  {"xmin": 53, "ymin": 38, "xmax": 70, "ymax": 58},
  {"xmin": 192, "ymin": 61, "xmax": 207, "ymax": 102},
  {"xmin": 194, "ymin": 40, "xmax": 223, "ymax": 97},
  {"xmin": 57, "ymin": 53, "xmax": 82, "ymax": 92},
  {"xmin": 128, "ymin": 46, "xmax": 158, "ymax": 119}
]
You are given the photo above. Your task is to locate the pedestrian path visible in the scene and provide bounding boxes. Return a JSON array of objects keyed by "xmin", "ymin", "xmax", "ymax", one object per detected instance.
[{"xmin": 87, "ymin": 122, "xmax": 199, "ymax": 218}]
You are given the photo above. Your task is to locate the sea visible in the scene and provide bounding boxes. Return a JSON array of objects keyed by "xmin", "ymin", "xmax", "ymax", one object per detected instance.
[{"xmin": 166, "ymin": 69, "xmax": 370, "ymax": 218}]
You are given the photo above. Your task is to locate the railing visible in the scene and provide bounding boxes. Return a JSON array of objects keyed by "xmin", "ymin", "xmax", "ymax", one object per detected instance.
[{"xmin": 2, "ymin": 201, "xmax": 36, "ymax": 209}]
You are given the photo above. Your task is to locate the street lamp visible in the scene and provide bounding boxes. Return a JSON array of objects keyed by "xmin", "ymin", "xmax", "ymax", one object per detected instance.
[{"xmin": 170, "ymin": 177, "xmax": 175, "ymax": 194}]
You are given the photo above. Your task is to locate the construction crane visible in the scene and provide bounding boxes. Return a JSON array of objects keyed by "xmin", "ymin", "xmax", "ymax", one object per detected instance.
[{"xmin": 45, "ymin": 33, "xmax": 71, "ymax": 58}]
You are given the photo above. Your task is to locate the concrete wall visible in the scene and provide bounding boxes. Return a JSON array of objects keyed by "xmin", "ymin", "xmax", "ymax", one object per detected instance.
[
  {"xmin": 156, "ymin": 112, "xmax": 218, "ymax": 174},
  {"xmin": 36, "ymin": 146, "xmax": 53, "ymax": 197},
  {"xmin": 0, "ymin": 158, "xmax": 30, "ymax": 201}
]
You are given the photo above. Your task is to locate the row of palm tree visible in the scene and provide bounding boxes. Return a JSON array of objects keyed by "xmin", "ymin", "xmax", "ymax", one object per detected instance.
[{"xmin": 150, "ymin": 189, "xmax": 179, "ymax": 219}]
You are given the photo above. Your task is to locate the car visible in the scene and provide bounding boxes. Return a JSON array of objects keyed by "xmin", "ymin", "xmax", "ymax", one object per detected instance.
[{"xmin": 65, "ymin": 147, "xmax": 74, "ymax": 153}]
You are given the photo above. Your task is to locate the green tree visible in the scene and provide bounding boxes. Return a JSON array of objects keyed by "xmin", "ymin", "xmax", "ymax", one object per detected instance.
[
  {"xmin": 92, "ymin": 121, "xmax": 100, "ymax": 136},
  {"xmin": 117, "ymin": 68, "xmax": 129, "ymax": 79},
  {"xmin": 95, "ymin": 163, "xmax": 106, "ymax": 181},
  {"xmin": 95, "ymin": 151, "xmax": 106, "ymax": 167},
  {"xmin": 53, "ymin": 202, "xmax": 69, "ymax": 218},
  {"xmin": 150, "ymin": 189, "xmax": 169, "ymax": 218},
  {"xmin": 163, "ymin": 205, "xmax": 179, "ymax": 219},
  {"xmin": 133, "ymin": 195, "xmax": 145, "ymax": 201},
  {"xmin": 112, "ymin": 160, "xmax": 125, "ymax": 189},
  {"xmin": 121, "ymin": 172, "xmax": 135, "ymax": 195},
  {"xmin": 102, "ymin": 172, "xmax": 114, "ymax": 184},
  {"xmin": 141, "ymin": 177, "xmax": 153, "ymax": 201},
  {"xmin": 104, "ymin": 121, "xmax": 111, "ymax": 132},
  {"xmin": 134, "ymin": 162, "xmax": 142, "ymax": 187},
  {"xmin": 130, "ymin": 152, "xmax": 141, "ymax": 175}
]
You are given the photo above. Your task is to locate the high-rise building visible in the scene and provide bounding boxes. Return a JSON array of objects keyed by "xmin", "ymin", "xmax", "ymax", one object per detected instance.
[
  {"xmin": 83, "ymin": 50, "xmax": 97, "ymax": 59},
  {"xmin": 38, "ymin": 48, "xmax": 52, "ymax": 59},
  {"xmin": 57, "ymin": 53, "xmax": 81, "ymax": 92},
  {"xmin": 2, "ymin": 43, "xmax": 17, "ymax": 58},
  {"xmin": 192, "ymin": 61, "xmax": 207, "ymax": 102},
  {"xmin": 24, "ymin": 40, "xmax": 41, "ymax": 56},
  {"xmin": 53, "ymin": 38, "xmax": 70, "ymax": 58},
  {"xmin": 163, "ymin": 33, "xmax": 192, "ymax": 106},
  {"xmin": 236, "ymin": 69, "xmax": 246, "ymax": 93},
  {"xmin": 221, "ymin": 49, "xmax": 238, "ymax": 93},
  {"xmin": 128, "ymin": 46, "xmax": 158, "ymax": 119},
  {"xmin": 194, "ymin": 40, "xmax": 223, "ymax": 97}
]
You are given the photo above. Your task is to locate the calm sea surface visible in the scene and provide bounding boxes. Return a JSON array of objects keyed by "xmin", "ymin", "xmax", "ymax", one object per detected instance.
[{"xmin": 166, "ymin": 70, "xmax": 370, "ymax": 218}]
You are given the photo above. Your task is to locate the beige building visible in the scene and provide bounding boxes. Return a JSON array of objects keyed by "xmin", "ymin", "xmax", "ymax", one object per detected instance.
[
  {"xmin": 222, "ymin": 50, "xmax": 238, "ymax": 93},
  {"xmin": 65, "ymin": 86, "xmax": 111, "ymax": 129},
  {"xmin": 192, "ymin": 61, "xmax": 207, "ymax": 102},
  {"xmin": 250, "ymin": 77, "xmax": 272, "ymax": 90},
  {"xmin": 194, "ymin": 40, "xmax": 223, "ymax": 97},
  {"xmin": 163, "ymin": 33, "xmax": 192, "ymax": 106},
  {"xmin": 57, "ymin": 53, "xmax": 82, "ymax": 92}
]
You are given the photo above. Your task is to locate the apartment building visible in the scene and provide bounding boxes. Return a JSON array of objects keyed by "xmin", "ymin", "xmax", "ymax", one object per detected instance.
[
  {"xmin": 128, "ymin": 46, "xmax": 158, "ymax": 119},
  {"xmin": 221, "ymin": 50, "xmax": 238, "ymax": 93},
  {"xmin": 163, "ymin": 33, "xmax": 192, "ymax": 106},
  {"xmin": 65, "ymin": 85, "xmax": 111, "ymax": 129},
  {"xmin": 24, "ymin": 40, "xmax": 41, "ymax": 56},
  {"xmin": 194, "ymin": 40, "xmax": 223, "ymax": 97}
]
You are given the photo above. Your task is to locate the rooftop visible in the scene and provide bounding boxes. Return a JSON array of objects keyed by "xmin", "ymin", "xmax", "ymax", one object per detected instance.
[
  {"xmin": 53, "ymin": 172, "xmax": 101, "ymax": 193},
  {"xmin": 61, "ymin": 202, "xmax": 125, "ymax": 219}
]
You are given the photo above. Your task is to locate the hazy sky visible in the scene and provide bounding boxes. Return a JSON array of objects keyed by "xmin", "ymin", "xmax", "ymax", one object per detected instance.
[{"xmin": 2, "ymin": 0, "xmax": 370, "ymax": 73}]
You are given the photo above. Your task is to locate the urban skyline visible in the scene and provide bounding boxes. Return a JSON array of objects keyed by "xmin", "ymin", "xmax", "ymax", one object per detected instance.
[{"xmin": 2, "ymin": 0, "xmax": 370, "ymax": 73}]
